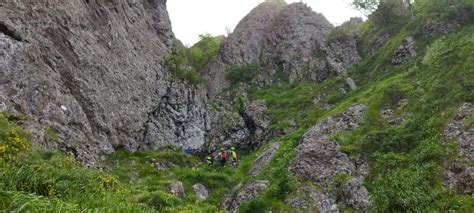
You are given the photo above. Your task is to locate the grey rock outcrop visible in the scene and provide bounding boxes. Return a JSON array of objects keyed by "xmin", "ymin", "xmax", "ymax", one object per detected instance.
[
  {"xmin": 223, "ymin": 180, "xmax": 270, "ymax": 213},
  {"xmin": 443, "ymin": 103, "xmax": 473, "ymax": 195},
  {"xmin": 420, "ymin": 20, "xmax": 458, "ymax": 38},
  {"xmin": 391, "ymin": 37, "xmax": 416, "ymax": 65},
  {"xmin": 203, "ymin": 1, "xmax": 284, "ymax": 97},
  {"xmin": 168, "ymin": 180, "xmax": 186, "ymax": 198},
  {"xmin": 248, "ymin": 142, "xmax": 280, "ymax": 176},
  {"xmin": 261, "ymin": 3, "xmax": 333, "ymax": 83},
  {"xmin": 203, "ymin": 2, "xmax": 335, "ymax": 97},
  {"xmin": 142, "ymin": 82, "xmax": 210, "ymax": 150},
  {"xmin": 290, "ymin": 104, "xmax": 370, "ymax": 211},
  {"xmin": 192, "ymin": 183, "xmax": 209, "ymax": 200},
  {"xmin": 206, "ymin": 87, "xmax": 269, "ymax": 150},
  {"xmin": 0, "ymin": 1, "xmax": 211, "ymax": 166},
  {"xmin": 286, "ymin": 187, "xmax": 338, "ymax": 212}
]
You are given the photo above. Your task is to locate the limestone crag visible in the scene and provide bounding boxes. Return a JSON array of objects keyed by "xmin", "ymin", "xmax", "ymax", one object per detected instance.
[
  {"xmin": 203, "ymin": 2, "xmax": 342, "ymax": 97},
  {"xmin": 142, "ymin": 82, "xmax": 210, "ymax": 150},
  {"xmin": 290, "ymin": 104, "xmax": 370, "ymax": 211},
  {"xmin": 261, "ymin": 3, "xmax": 333, "ymax": 83},
  {"xmin": 0, "ymin": 0, "xmax": 209, "ymax": 166}
]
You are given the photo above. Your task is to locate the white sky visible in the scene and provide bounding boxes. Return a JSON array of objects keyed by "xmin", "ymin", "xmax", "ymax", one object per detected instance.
[{"xmin": 167, "ymin": 0, "xmax": 365, "ymax": 46}]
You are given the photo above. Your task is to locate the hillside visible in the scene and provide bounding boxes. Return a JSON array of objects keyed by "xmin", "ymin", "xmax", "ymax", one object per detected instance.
[{"xmin": 1, "ymin": 0, "xmax": 473, "ymax": 212}]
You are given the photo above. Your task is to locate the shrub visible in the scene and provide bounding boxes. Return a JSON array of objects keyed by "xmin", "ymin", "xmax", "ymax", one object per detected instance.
[
  {"xmin": 165, "ymin": 49, "xmax": 204, "ymax": 85},
  {"xmin": 187, "ymin": 34, "xmax": 223, "ymax": 71},
  {"xmin": 44, "ymin": 127, "xmax": 59, "ymax": 143},
  {"xmin": 0, "ymin": 113, "xmax": 30, "ymax": 163},
  {"xmin": 225, "ymin": 63, "xmax": 260, "ymax": 85}
]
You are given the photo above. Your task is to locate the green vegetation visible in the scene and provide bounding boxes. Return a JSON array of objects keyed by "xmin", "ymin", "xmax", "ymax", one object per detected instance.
[
  {"xmin": 165, "ymin": 34, "xmax": 223, "ymax": 84},
  {"xmin": 225, "ymin": 63, "xmax": 261, "ymax": 86},
  {"xmin": 188, "ymin": 34, "xmax": 224, "ymax": 71},
  {"xmin": 1, "ymin": 113, "xmax": 261, "ymax": 211},
  {"xmin": 250, "ymin": 77, "xmax": 347, "ymax": 131},
  {"xmin": 44, "ymin": 127, "xmax": 58, "ymax": 144},
  {"xmin": 0, "ymin": 113, "xmax": 30, "ymax": 163},
  {"xmin": 3, "ymin": 1, "xmax": 474, "ymax": 212},
  {"xmin": 239, "ymin": 1, "xmax": 474, "ymax": 211}
]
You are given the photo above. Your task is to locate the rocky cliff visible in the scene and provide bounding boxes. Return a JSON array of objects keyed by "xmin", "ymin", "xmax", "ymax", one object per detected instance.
[
  {"xmin": 0, "ymin": 0, "xmax": 210, "ymax": 166},
  {"xmin": 202, "ymin": 1, "xmax": 361, "ymax": 98}
]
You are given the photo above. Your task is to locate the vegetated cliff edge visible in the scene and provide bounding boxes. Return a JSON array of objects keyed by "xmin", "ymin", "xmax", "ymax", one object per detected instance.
[{"xmin": 0, "ymin": 0, "xmax": 210, "ymax": 167}]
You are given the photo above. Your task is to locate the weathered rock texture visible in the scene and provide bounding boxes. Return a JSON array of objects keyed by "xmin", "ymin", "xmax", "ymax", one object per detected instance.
[
  {"xmin": 192, "ymin": 183, "xmax": 209, "ymax": 200},
  {"xmin": 0, "ymin": 0, "xmax": 210, "ymax": 166},
  {"xmin": 391, "ymin": 36, "xmax": 416, "ymax": 65},
  {"xmin": 203, "ymin": 2, "xmax": 362, "ymax": 98},
  {"xmin": 443, "ymin": 103, "xmax": 473, "ymax": 195},
  {"xmin": 290, "ymin": 104, "xmax": 370, "ymax": 211},
  {"xmin": 168, "ymin": 180, "xmax": 186, "ymax": 198},
  {"xmin": 206, "ymin": 86, "xmax": 269, "ymax": 150},
  {"xmin": 223, "ymin": 180, "xmax": 270, "ymax": 213},
  {"xmin": 248, "ymin": 142, "xmax": 280, "ymax": 176}
]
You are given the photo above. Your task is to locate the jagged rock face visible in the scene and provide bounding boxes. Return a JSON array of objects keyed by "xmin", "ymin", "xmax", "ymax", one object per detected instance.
[
  {"xmin": 203, "ymin": 2, "xmax": 283, "ymax": 97},
  {"xmin": 290, "ymin": 104, "xmax": 370, "ymax": 211},
  {"xmin": 327, "ymin": 22, "xmax": 361, "ymax": 69},
  {"xmin": 0, "ymin": 0, "xmax": 210, "ymax": 166},
  {"xmin": 206, "ymin": 85, "xmax": 269, "ymax": 150},
  {"xmin": 391, "ymin": 36, "xmax": 416, "ymax": 65},
  {"xmin": 142, "ymin": 82, "xmax": 210, "ymax": 150},
  {"xmin": 241, "ymin": 100, "xmax": 270, "ymax": 147},
  {"xmin": 443, "ymin": 103, "xmax": 473, "ymax": 195},
  {"xmin": 203, "ymin": 2, "xmax": 336, "ymax": 97},
  {"xmin": 262, "ymin": 3, "xmax": 333, "ymax": 83}
]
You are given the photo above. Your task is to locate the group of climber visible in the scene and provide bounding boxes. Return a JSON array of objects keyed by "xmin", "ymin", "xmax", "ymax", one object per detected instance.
[{"xmin": 206, "ymin": 147, "xmax": 238, "ymax": 167}]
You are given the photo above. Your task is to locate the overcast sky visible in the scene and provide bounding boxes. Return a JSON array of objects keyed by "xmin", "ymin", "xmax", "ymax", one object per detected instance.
[{"xmin": 167, "ymin": 0, "xmax": 365, "ymax": 46}]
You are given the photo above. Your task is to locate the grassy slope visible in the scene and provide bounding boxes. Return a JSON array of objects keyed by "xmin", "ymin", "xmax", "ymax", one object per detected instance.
[{"xmin": 239, "ymin": 21, "xmax": 474, "ymax": 212}]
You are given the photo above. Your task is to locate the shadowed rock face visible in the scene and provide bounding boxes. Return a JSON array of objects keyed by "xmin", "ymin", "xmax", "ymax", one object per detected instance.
[{"xmin": 0, "ymin": 0, "xmax": 210, "ymax": 166}]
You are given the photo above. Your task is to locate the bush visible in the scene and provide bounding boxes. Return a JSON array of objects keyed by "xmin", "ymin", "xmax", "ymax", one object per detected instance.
[
  {"xmin": 165, "ymin": 49, "xmax": 204, "ymax": 85},
  {"xmin": 0, "ymin": 113, "xmax": 30, "ymax": 163},
  {"xmin": 187, "ymin": 34, "xmax": 223, "ymax": 71},
  {"xmin": 225, "ymin": 63, "xmax": 260, "ymax": 85}
]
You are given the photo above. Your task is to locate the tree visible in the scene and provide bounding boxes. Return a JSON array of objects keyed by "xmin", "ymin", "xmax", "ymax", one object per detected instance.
[
  {"xmin": 352, "ymin": 0, "xmax": 379, "ymax": 14},
  {"xmin": 353, "ymin": 0, "xmax": 414, "ymax": 18}
]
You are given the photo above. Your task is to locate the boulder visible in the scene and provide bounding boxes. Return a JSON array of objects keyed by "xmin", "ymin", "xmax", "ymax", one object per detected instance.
[
  {"xmin": 168, "ymin": 180, "xmax": 186, "ymax": 199},
  {"xmin": 224, "ymin": 180, "xmax": 269, "ymax": 213},
  {"xmin": 192, "ymin": 183, "xmax": 209, "ymax": 200}
]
